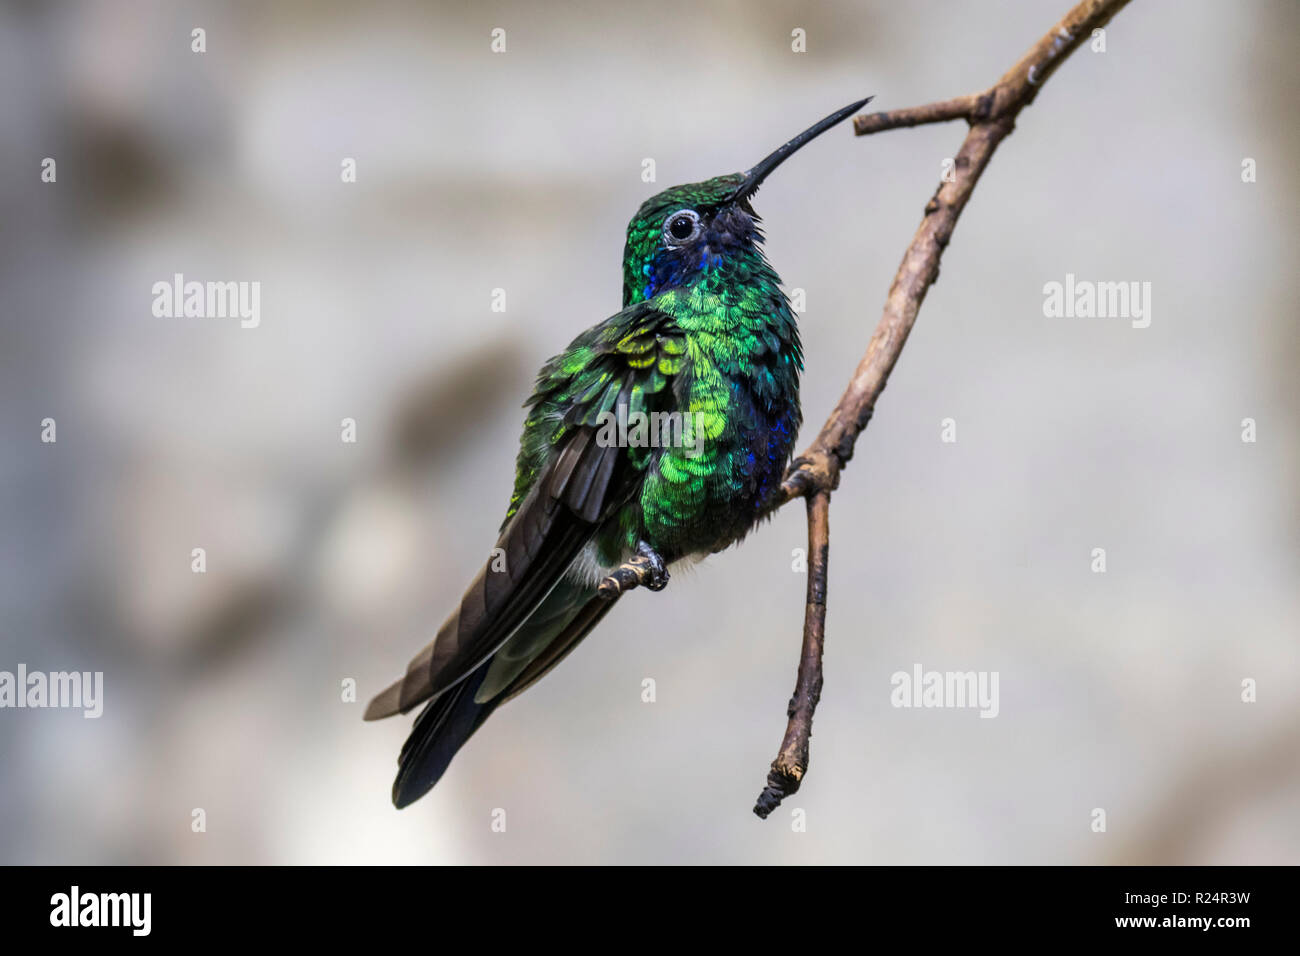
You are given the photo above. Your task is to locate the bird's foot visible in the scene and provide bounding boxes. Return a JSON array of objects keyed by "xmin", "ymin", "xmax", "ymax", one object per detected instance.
[
  {"xmin": 597, "ymin": 541, "xmax": 670, "ymax": 600},
  {"xmin": 636, "ymin": 541, "xmax": 670, "ymax": 591},
  {"xmin": 781, "ymin": 452, "xmax": 839, "ymax": 500}
]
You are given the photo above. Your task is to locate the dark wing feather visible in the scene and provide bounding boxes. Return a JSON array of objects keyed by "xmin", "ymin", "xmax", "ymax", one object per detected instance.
[
  {"xmin": 363, "ymin": 424, "xmax": 628, "ymax": 720},
  {"xmin": 499, "ymin": 592, "xmax": 620, "ymax": 703},
  {"xmin": 365, "ymin": 302, "xmax": 684, "ymax": 722},
  {"xmin": 366, "ymin": 303, "xmax": 688, "ymax": 806}
]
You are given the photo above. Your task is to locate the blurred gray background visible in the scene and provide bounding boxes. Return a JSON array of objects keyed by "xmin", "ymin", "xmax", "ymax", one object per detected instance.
[{"xmin": 1, "ymin": 0, "xmax": 1296, "ymax": 864}]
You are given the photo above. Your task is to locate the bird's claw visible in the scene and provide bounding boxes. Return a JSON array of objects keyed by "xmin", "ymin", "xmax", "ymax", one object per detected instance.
[
  {"xmin": 636, "ymin": 541, "xmax": 669, "ymax": 591},
  {"xmin": 597, "ymin": 542, "xmax": 669, "ymax": 599},
  {"xmin": 781, "ymin": 454, "xmax": 838, "ymax": 500}
]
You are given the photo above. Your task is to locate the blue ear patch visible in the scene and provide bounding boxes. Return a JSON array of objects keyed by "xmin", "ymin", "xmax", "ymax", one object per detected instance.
[{"xmin": 643, "ymin": 245, "xmax": 726, "ymax": 301}]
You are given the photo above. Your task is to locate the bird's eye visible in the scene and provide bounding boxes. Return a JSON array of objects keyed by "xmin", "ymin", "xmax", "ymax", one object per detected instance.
[{"xmin": 664, "ymin": 210, "xmax": 701, "ymax": 245}]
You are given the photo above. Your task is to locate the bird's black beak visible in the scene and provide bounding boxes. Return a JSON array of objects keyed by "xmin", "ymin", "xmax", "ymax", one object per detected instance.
[{"xmin": 731, "ymin": 96, "xmax": 874, "ymax": 202}]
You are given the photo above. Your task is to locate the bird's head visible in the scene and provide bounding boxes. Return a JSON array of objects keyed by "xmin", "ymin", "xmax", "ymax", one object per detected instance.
[{"xmin": 621, "ymin": 96, "xmax": 871, "ymax": 306}]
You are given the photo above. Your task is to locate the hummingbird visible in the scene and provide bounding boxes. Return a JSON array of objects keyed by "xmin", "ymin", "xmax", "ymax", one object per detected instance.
[{"xmin": 365, "ymin": 97, "xmax": 871, "ymax": 808}]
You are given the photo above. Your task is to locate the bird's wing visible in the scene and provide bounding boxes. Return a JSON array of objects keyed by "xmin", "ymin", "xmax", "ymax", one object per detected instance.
[
  {"xmin": 497, "ymin": 591, "xmax": 619, "ymax": 703},
  {"xmin": 364, "ymin": 302, "xmax": 686, "ymax": 720}
]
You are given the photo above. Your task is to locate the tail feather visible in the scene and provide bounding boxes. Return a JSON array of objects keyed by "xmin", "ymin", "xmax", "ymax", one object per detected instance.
[
  {"xmin": 387, "ymin": 589, "xmax": 620, "ymax": 807},
  {"xmin": 392, "ymin": 662, "xmax": 497, "ymax": 809}
]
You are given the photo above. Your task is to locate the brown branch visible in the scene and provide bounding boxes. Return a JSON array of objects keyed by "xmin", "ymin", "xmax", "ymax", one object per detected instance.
[
  {"xmin": 754, "ymin": 490, "xmax": 829, "ymax": 818},
  {"xmin": 755, "ymin": 0, "xmax": 1134, "ymax": 818},
  {"xmin": 851, "ymin": 93, "xmax": 989, "ymax": 135}
]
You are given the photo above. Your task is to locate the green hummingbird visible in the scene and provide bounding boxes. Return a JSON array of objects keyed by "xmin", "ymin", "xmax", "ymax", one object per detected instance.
[{"xmin": 365, "ymin": 97, "xmax": 871, "ymax": 807}]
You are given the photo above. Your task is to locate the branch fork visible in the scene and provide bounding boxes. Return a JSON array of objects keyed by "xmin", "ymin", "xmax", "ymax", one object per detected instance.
[{"xmin": 751, "ymin": 0, "xmax": 1133, "ymax": 818}]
